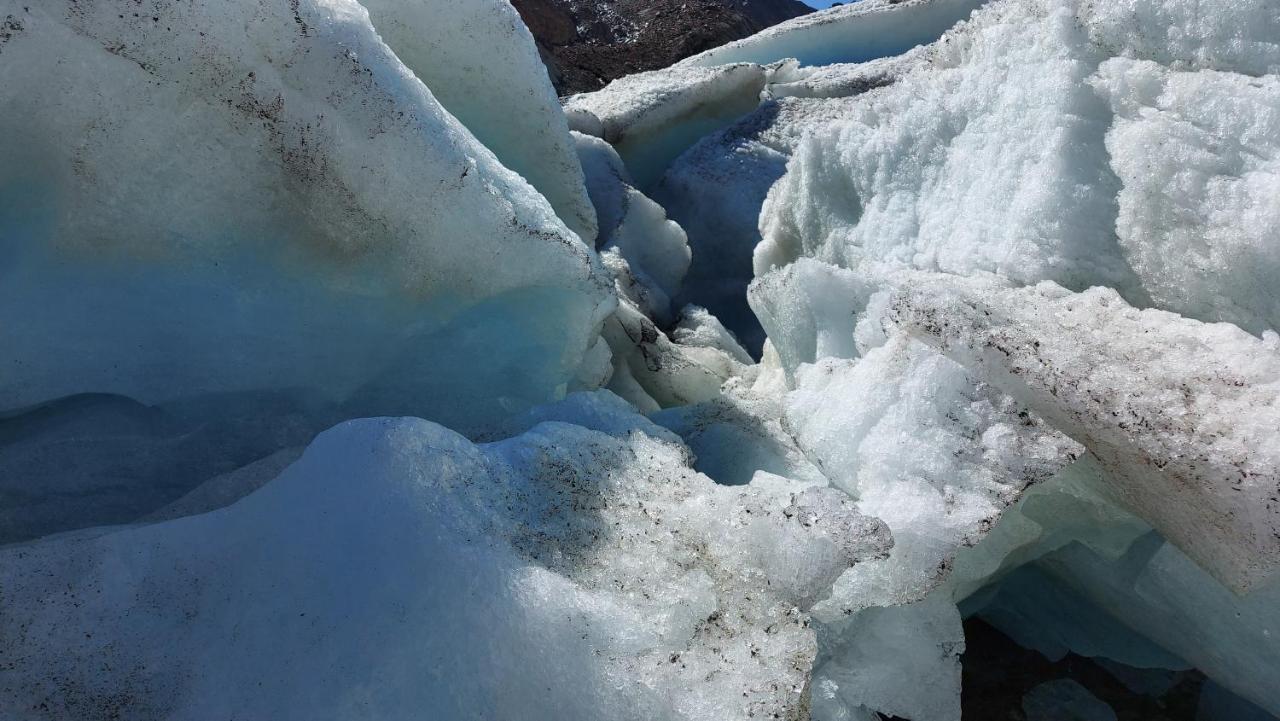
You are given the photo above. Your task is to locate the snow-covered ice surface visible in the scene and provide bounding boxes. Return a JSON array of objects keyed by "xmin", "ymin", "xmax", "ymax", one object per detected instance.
[
  {"xmin": 1095, "ymin": 58, "xmax": 1280, "ymax": 334},
  {"xmin": 5, "ymin": 0, "xmax": 1280, "ymax": 718},
  {"xmin": 888, "ymin": 277, "xmax": 1280, "ymax": 593},
  {"xmin": 1, "ymin": 402, "xmax": 891, "ymax": 720}
]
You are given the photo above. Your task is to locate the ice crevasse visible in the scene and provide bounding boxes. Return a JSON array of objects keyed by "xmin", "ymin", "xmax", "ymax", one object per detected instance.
[{"xmin": 1, "ymin": 0, "xmax": 1279, "ymax": 720}]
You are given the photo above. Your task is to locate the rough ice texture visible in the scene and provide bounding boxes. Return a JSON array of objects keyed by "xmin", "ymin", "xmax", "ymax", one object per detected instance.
[
  {"xmin": 1095, "ymin": 58, "xmax": 1280, "ymax": 334},
  {"xmin": 564, "ymin": 62, "xmax": 768, "ymax": 188},
  {"xmin": 889, "ymin": 277, "xmax": 1280, "ymax": 592},
  {"xmin": 359, "ymin": 0, "xmax": 598, "ymax": 242},
  {"xmin": 0, "ymin": 406, "xmax": 892, "ymax": 720},
  {"xmin": 673, "ymin": 306, "xmax": 755, "ymax": 367},
  {"xmin": 6, "ymin": 0, "xmax": 1280, "ymax": 717},
  {"xmin": 790, "ymin": 337, "xmax": 1082, "ymax": 613},
  {"xmin": 776, "ymin": 333, "xmax": 1078, "ymax": 720},
  {"xmin": 679, "ymin": 0, "xmax": 987, "ymax": 69},
  {"xmin": 601, "ymin": 296, "xmax": 738, "ymax": 410},
  {"xmin": 657, "ymin": 96, "xmax": 867, "ymax": 355},
  {"xmin": 755, "ymin": 0, "xmax": 1138, "ymax": 299},
  {"xmin": 748, "ymin": 259, "xmax": 879, "ymax": 383},
  {"xmin": 763, "ymin": 54, "xmax": 920, "ymax": 100},
  {"xmin": 1078, "ymin": 0, "xmax": 1280, "ymax": 77},
  {"xmin": 571, "ymin": 126, "xmax": 758, "ymax": 415}
]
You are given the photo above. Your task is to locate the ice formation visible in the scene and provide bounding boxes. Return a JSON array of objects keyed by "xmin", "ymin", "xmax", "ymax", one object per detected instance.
[
  {"xmin": 358, "ymin": 0, "xmax": 599, "ymax": 241},
  {"xmin": 0, "ymin": 0, "xmax": 612, "ymax": 537},
  {"xmin": 3, "ymin": 0, "xmax": 1280, "ymax": 718},
  {"xmin": 565, "ymin": 62, "xmax": 770, "ymax": 188},
  {"xmin": 1, "ymin": 402, "xmax": 892, "ymax": 720}
]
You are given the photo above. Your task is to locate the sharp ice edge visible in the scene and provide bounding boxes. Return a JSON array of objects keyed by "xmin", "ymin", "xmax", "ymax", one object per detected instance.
[{"xmin": 2, "ymin": 0, "xmax": 1280, "ymax": 719}]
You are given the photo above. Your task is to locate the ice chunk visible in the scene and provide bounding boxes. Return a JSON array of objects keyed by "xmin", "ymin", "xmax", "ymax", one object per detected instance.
[
  {"xmin": 1037, "ymin": 534, "xmax": 1280, "ymax": 716},
  {"xmin": 1094, "ymin": 58, "xmax": 1280, "ymax": 334},
  {"xmin": 564, "ymin": 63, "xmax": 768, "ymax": 188},
  {"xmin": 680, "ymin": 0, "xmax": 988, "ymax": 69},
  {"xmin": 791, "ymin": 336, "xmax": 1082, "ymax": 613},
  {"xmin": 1022, "ymin": 680, "xmax": 1117, "ymax": 721},
  {"xmin": 0, "ymin": 410, "xmax": 891, "ymax": 719},
  {"xmin": 763, "ymin": 54, "xmax": 919, "ymax": 100},
  {"xmin": 573, "ymin": 132, "xmax": 741, "ymax": 411},
  {"xmin": 657, "ymin": 96, "xmax": 870, "ymax": 355},
  {"xmin": 601, "ymin": 294, "xmax": 734, "ymax": 409},
  {"xmin": 888, "ymin": 277, "xmax": 1280, "ymax": 591},
  {"xmin": 0, "ymin": 0, "xmax": 612, "ymax": 433},
  {"xmin": 359, "ymin": 0, "xmax": 598, "ymax": 241},
  {"xmin": 599, "ymin": 193, "xmax": 690, "ymax": 323},
  {"xmin": 975, "ymin": 564, "xmax": 1192, "ymax": 669},
  {"xmin": 951, "ymin": 458, "xmax": 1280, "ymax": 716},
  {"xmin": 756, "ymin": 332, "xmax": 1077, "ymax": 721},
  {"xmin": 672, "ymin": 306, "xmax": 755, "ymax": 367},
  {"xmin": 748, "ymin": 259, "xmax": 880, "ymax": 382},
  {"xmin": 948, "ymin": 454, "xmax": 1154, "ymax": 603},
  {"xmin": 811, "ymin": 596, "xmax": 966, "ymax": 721},
  {"xmin": 574, "ymin": 131, "xmax": 636, "ymax": 247},
  {"xmin": 574, "ymin": 131, "xmax": 691, "ymax": 324}
]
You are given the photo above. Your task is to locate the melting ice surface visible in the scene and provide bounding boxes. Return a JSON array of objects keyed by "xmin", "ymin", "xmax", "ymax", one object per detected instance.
[{"xmin": 1, "ymin": 0, "xmax": 1279, "ymax": 719}]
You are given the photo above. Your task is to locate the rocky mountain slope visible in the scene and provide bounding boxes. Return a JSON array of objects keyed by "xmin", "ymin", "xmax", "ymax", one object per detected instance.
[{"xmin": 511, "ymin": 0, "xmax": 812, "ymax": 94}]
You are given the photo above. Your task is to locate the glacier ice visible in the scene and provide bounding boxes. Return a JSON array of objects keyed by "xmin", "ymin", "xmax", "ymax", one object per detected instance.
[
  {"xmin": 0, "ymin": 0, "xmax": 612, "ymax": 423},
  {"xmin": 5, "ymin": 0, "xmax": 1280, "ymax": 718},
  {"xmin": 575, "ymin": 131, "xmax": 692, "ymax": 324},
  {"xmin": 754, "ymin": 0, "xmax": 1137, "ymax": 296},
  {"xmin": 679, "ymin": 0, "xmax": 988, "ymax": 69},
  {"xmin": 658, "ymin": 97, "xmax": 870, "ymax": 355},
  {"xmin": 1022, "ymin": 680, "xmax": 1117, "ymax": 721},
  {"xmin": 888, "ymin": 276, "xmax": 1280, "ymax": 592},
  {"xmin": 565, "ymin": 62, "xmax": 769, "ymax": 188},
  {"xmin": 0, "ymin": 0, "xmax": 614, "ymax": 536},
  {"xmin": 358, "ymin": 0, "xmax": 598, "ymax": 242},
  {"xmin": 0, "ymin": 392, "xmax": 331, "ymax": 543},
  {"xmin": 0, "ymin": 405, "xmax": 891, "ymax": 720},
  {"xmin": 789, "ymin": 336, "xmax": 1083, "ymax": 611},
  {"xmin": 1078, "ymin": 0, "xmax": 1280, "ymax": 76},
  {"xmin": 1094, "ymin": 58, "xmax": 1280, "ymax": 334}
]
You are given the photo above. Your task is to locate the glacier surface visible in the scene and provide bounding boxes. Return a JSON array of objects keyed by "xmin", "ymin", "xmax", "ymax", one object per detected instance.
[{"xmin": 2, "ymin": 0, "xmax": 1279, "ymax": 719}]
